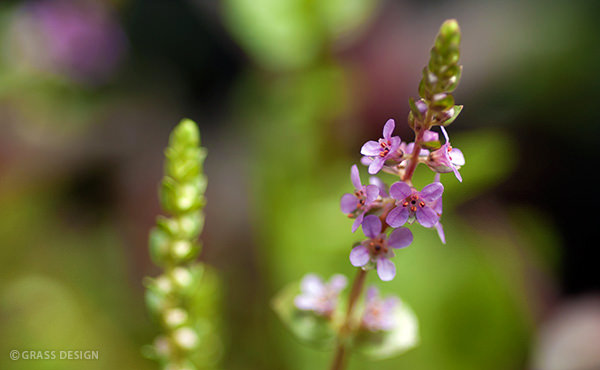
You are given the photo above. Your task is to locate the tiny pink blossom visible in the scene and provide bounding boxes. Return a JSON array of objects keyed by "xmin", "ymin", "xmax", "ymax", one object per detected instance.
[
  {"xmin": 294, "ymin": 274, "xmax": 347, "ymax": 316},
  {"xmin": 386, "ymin": 181, "xmax": 444, "ymax": 228},
  {"xmin": 349, "ymin": 215, "xmax": 413, "ymax": 281},
  {"xmin": 427, "ymin": 127, "xmax": 465, "ymax": 182},
  {"xmin": 360, "ymin": 119, "xmax": 403, "ymax": 175},
  {"xmin": 341, "ymin": 165, "xmax": 379, "ymax": 232},
  {"xmin": 361, "ymin": 287, "xmax": 399, "ymax": 331}
]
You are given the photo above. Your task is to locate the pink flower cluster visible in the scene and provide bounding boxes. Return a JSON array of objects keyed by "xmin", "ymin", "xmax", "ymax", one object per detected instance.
[{"xmin": 341, "ymin": 119, "xmax": 464, "ymax": 281}]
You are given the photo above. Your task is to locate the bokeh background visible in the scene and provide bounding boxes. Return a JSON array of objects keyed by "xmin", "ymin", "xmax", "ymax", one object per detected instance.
[{"xmin": 1, "ymin": 0, "xmax": 599, "ymax": 369}]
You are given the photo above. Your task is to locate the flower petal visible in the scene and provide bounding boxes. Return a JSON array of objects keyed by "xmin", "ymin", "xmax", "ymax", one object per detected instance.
[
  {"xmin": 386, "ymin": 206, "xmax": 409, "ymax": 227},
  {"xmin": 352, "ymin": 212, "xmax": 365, "ymax": 233},
  {"xmin": 388, "ymin": 227, "xmax": 413, "ymax": 249},
  {"xmin": 340, "ymin": 193, "xmax": 357, "ymax": 213},
  {"xmin": 440, "ymin": 126, "xmax": 450, "ymax": 143},
  {"xmin": 369, "ymin": 176, "xmax": 388, "ymax": 197},
  {"xmin": 377, "ymin": 258, "xmax": 396, "ymax": 281},
  {"xmin": 423, "ymin": 130, "xmax": 439, "ymax": 142},
  {"xmin": 416, "ymin": 206, "xmax": 439, "ymax": 228},
  {"xmin": 362, "ymin": 215, "xmax": 382, "ymax": 238},
  {"xmin": 420, "ymin": 182, "xmax": 444, "ymax": 202},
  {"xmin": 450, "ymin": 148, "xmax": 465, "ymax": 166},
  {"xmin": 366, "ymin": 286, "xmax": 378, "ymax": 301},
  {"xmin": 361, "ymin": 141, "xmax": 381, "ymax": 156},
  {"xmin": 329, "ymin": 274, "xmax": 348, "ymax": 291},
  {"xmin": 350, "ymin": 245, "xmax": 370, "ymax": 267},
  {"xmin": 389, "ymin": 136, "xmax": 402, "ymax": 152},
  {"xmin": 300, "ymin": 274, "xmax": 323, "ymax": 295},
  {"xmin": 350, "ymin": 164, "xmax": 362, "ymax": 189},
  {"xmin": 432, "ymin": 197, "xmax": 443, "ymax": 214},
  {"xmin": 365, "ymin": 184, "xmax": 379, "ymax": 203},
  {"xmin": 383, "ymin": 119, "xmax": 395, "ymax": 140},
  {"xmin": 435, "ymin": 222, "xmax": 446, "ymax": 244},
  {"xmin": 294, "ymin": 295, "xmax": 315, "ymax": 310},
  {"xmin": 452, "ymin": 165, "xmax": 463, "ymax": 182},
  {"xmin": 389, "ymin": 181, "xmax": 412, "ymax": 200},
  {"xmin": 368, "ymin": 157, "xmax": 385, "ymax": 175}
]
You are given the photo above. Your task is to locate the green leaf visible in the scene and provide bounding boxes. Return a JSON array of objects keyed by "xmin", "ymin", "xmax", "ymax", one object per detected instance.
[
  {"xmin": 440, "ymin": 105, "xmax": 463, "ymax": 126},
  {"xmin": 421, "ymin": 140, "xmax": 442, "ymax": 150},
  {"xmin": 272, "ymin": 281, "xmax": 337, "ymax": 348},
  {"xmin": 353, "ymin": 300, "xmax": 419, "ymax": 360},
  {"xmin": 408, "ymin": 97, "xmax": 423, "ymax": 121},
  {"xmin": 431, "ymin": 93, "xmax": 455, "ymax": 111}
]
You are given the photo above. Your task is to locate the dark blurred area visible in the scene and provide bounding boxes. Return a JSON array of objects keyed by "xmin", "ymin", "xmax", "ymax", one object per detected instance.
[{"xmin": 1, "ymin": 0, "xmax": 599, "ymax": 369}]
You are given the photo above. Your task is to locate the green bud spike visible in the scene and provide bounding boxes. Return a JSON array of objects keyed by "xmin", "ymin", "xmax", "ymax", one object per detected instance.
[
  {"xmin": 412, "ymin": 19, "xmax": 463, "ymax": 129},
  {"xmin": 144, "ymin": 118, "xmax": 222, "ymax": 370},
  {"xmin": 421, "ymin": 19, "xmax": 462, "ymax": 100}
]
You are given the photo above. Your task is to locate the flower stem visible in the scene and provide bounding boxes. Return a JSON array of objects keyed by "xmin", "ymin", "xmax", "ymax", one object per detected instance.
[{"xmin": 330, "ymin": 268, "xmax": 368, "ymax": 370}]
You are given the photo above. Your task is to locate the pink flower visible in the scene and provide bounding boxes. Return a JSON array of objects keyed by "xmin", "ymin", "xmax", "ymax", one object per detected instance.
[
  {"xmin": 427, "ymin": 127, "xmax": 465, "ymax": 182},
  {"xmin": 294, "ymin": 274, "xmax": 347, "ymax": 316},
  {"xmin": 360, "ymin": 119, "xmax": 402, "ymax": 175},
  {"xmin": 386, "ymin": 181, "xmax": 444, "ymax": 228},
  {"xmin": 341, "ymin": 165, "xmax": 379, "ymax": 232},
  {"xmin": 349, "ymin": 215, "xmax": 413, "ymax": 281},
  {"xmin": 361, "ymin": 287, "xmax": 399, "ymax": 331}
]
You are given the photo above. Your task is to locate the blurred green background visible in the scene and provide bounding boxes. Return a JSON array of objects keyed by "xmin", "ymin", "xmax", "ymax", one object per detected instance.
[{"xmin": 1, "ymin": 0, "xmax": 599, "ymax": 369}]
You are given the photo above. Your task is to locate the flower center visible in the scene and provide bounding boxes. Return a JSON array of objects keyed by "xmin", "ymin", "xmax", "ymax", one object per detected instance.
[
  {"xmin": 378, "ymin": 139, "xmax": 392, "ymax": 157},
  {"xmin": 354, "ymin": 190, "xmax": 367, "ymax": 209},
  {"xmin": 402, "ymin": 193, "xmax": 426, "ymax": 212},
  {"xmin": 368, "ymin": 237, "xmax": 388, "ymax": 255}
]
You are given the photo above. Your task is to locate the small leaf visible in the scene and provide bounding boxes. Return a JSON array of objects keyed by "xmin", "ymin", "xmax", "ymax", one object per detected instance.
[
  {"xmin": 430, "ymin": 93, "xmax": 455, "ymax": 111},
  {"xmin": 272, "ymin": 281, "xmax": 337, "ymax": 348},
  {"xmin": 440, "ymin": 105, "xmax": 463, "ymax": 126},
  {"xmin": 353, "ymin": 300, "xmax": 419, "ymax": 360},
  {"xmin": 408, "ymin": 97, "xmax": 423, "ymax": 121},
  {"xmin": 421, "ymin": 140, "xmax": 442, "ymax": 150}
]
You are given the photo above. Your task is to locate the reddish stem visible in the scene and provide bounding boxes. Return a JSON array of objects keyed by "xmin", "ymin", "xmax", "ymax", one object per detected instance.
[
  {"xmin": 402, "ymin": 126, "xmax": 426, "ymax": 184},
  {"xmin": 330, "ymin": 268, "xmax": 367, "ymax": 370}
]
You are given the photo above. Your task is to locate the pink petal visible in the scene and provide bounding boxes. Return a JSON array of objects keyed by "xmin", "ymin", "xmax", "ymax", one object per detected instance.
[
  {"xmin": 369, "ymin": 176, "xmax": 388, "ymax": 197},
  {"xmin": 349, "ymin": 245, "xmax": 370, "ymax": 267},
  {"xmin": 450, "ymin": 148, "xmax": 465, "ymax": 166},
  {"xmin": 361, "ymin": 141, "xmax": 381, "ymax": 156},
  {"xmin": 294, "ymin": 295, "xmax": 315, "ymax": 310},
  {"xmin": 377, "ymin": 258, "xmax": 396, "ymax": 281},
  {"xmin": 340, "ymin": 193, "xmax": 356, "ymax": 213},
  {"xmin": 383, "ymin": 119, "xmax": 395, "ymax": 140},
  {"xmin": 416, "ymin": 206, "xmax": 439, "ymax": 228},
  {"xmin": 352, "ymin": 212, "xmax": 365, "ymax": 233},
  {"xmin": 420, "ymin": 182, "xmax": 444, "ymax": 202},
  {"xmin": 435, "ymin": 222, "xmax": 446, "ymax": 244},
  {"xmin": 362, "ymin": 215, "xmax": 382, "ymax": 239},
  {"xmin": 350, "ymin": 164, "xmax": 362, "ymax": 189},
  {"xmin": 386, "ymin": 206, "xmax": 409, "ymax": 227},
  {"xmin": 387, "ymin": 227, "xmax": 413, "ymax": 249},
  {"xmin": 329, "ymin": 274, "xmax": 348, "ymax": 291},
  {"xmin": 300, "ymin": 274, "xmax": 324, "ymax": 295},
  {"xmin": 365, "ymin": 184, "xmax": 379, "ymax": 203},
  {"xmin": 368, "ymin": 157, "xmax": 385, "ymax": 175},
  {"xmin": 389, "ymin": 181, "xmax": 412, "ymax": 200}
]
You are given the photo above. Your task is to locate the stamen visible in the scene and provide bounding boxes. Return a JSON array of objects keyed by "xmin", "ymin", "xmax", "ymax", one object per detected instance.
[
  {"xmin": 419, "ymin": 201, "xmax": 425, "ymax": 207},
  {"xmin": 410, "ymin": 206, "xmax": 417, "ymax": 212}
]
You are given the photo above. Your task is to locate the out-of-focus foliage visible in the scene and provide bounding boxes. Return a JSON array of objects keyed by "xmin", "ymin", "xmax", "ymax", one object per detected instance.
[{"xmin": 222, "ymin": 0, "xmax": 378, "ymax": 70}]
